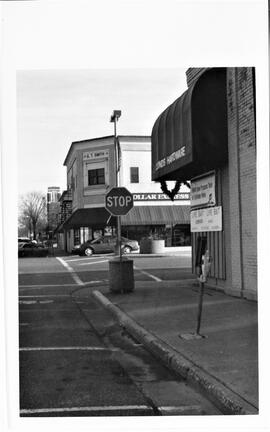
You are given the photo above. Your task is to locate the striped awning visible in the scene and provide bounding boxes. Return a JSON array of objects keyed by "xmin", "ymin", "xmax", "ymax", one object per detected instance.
[
  {"xmin": 122, "ymin": 205, "xmax": 190, "ymax": 226},
  {"xmin": 151, "ymin": 68, "xmax": 228, "ymax": 182}
]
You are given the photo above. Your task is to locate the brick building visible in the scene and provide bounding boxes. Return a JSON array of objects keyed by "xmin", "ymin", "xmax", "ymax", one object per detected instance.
[{"xmin": 152, "ymin": 67, "xmax": 257, "ymax": 300}]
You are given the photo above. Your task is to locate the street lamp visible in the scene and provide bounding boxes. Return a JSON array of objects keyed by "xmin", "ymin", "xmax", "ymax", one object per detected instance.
[
  {"xmin": 110, "ymin": 110, "xmax": 122, "ymax": 254},
  {"xmin": 110, "ymin": 110, "xmax": 121, "ymax": 185}
]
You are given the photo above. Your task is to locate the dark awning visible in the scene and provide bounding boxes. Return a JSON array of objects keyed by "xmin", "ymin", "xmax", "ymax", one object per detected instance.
[
  {"xmin": 122, "ymin": 205, "xmax": 190, "ymax": 226},
  {"xmin": 151, "ymin": 68, "xmax": 228, "ymax": 182},
  {"xmin": 62, "ymin": 208, "xmax": 116, "ymax": 229}
]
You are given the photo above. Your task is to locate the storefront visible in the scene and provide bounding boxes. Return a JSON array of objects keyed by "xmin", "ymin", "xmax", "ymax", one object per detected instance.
[
  {"xmin": 57, "ymin": 135, "xmax": 191, "ymax": 252},
  {"xmin": 151, "ymin": 68, "xmax": 257, "ymax": 300}
]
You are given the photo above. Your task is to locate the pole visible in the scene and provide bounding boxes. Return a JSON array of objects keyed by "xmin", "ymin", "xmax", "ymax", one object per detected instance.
[
  {"xmin": 114, "ymin": 118, "xmax": 122, "ymax": 258},
  {"xmin": 196, "ymin": 281, "xmax": 204, "ymax": 335}
]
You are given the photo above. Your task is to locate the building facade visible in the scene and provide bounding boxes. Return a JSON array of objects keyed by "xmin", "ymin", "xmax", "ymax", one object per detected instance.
[
  {"xmin": 47, "ymin": 186, "xmax": 61, "ymax": 239},
  {"xmin": 151, "ymin": 67, "xmax": 257, "ymax": 300},
  {"xmin": 58, "ymin": 135, "xmax": 190, "ymax": 252}
]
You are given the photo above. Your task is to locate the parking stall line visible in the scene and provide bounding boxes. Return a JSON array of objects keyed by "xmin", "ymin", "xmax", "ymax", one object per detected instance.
[
  {"xmin": 19, "ymin": 283, "xmax": 79, "ymax": 289},
  {"xmin": 134, "ymin": 266, "xmax": 162, "ymax": 282},
  {"xmin": 20, "ymin": 405, "xmax": 151, "ymax": 415},
  {"xmin": 19, "ymin": 295, "xmax": 71, "ymax": 298},
  {"xmin": 19, "ymin": 346, "xmax": 120, "ymax": 352},
  {"xmin": 78, "ymin": 259, "xmax": 108, "ymax": 266},
  {"xmin": 64, "ymin": 255, "xmax": 113, "ymax": 263}
]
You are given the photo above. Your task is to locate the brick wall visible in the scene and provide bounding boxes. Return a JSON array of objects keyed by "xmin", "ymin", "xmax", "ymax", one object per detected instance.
[{"xmin": 227, "ymin": 67, "xmax": 257, "ymax": 299}]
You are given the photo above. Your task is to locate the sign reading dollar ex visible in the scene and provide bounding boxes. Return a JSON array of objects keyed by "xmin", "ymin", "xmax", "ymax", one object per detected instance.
[{"xmin": 105, "ymin": 187, "xmax": 134, "ymax": 216}]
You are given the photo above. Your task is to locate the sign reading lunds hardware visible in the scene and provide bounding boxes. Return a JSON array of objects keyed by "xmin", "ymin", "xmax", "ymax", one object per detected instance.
[{"xmin": 155, "ymin": 146, "xmax": 186, "ymax": 172}]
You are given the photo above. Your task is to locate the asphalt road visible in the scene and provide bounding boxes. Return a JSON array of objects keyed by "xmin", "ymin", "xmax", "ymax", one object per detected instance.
[{"xmin": 19, "ymin": 254, "xmax": 220, "ymax": 416}]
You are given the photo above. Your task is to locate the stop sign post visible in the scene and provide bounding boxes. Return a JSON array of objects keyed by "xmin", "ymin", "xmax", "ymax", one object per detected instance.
[
  {"xmin": 105, "ymin": 187, "xmax": 133, "ymax": 216},
  {"xmin": 105, "ymin": 187, "xmax": 134, "ymax": 261}
]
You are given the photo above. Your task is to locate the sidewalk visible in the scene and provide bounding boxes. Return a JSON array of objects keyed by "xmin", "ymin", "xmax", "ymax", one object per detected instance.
[{"xmin": 88, "ymin": 279, "xmax": 258, "ymax": 415}]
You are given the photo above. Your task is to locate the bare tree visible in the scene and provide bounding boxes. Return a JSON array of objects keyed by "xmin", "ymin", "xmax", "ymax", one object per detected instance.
[{"xmin": 19, "ymin": 192, "xmax": 47, "ymax": 240}]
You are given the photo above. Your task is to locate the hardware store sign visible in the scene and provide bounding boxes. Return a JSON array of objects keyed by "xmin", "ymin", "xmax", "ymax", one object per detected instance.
[
  {"xmin": 190, "ymin": 173, "xmax": 216, "ymax": 208},
  {"xmin": 190, "ymin": 206, "xmax": 222, "ymax": 232}
]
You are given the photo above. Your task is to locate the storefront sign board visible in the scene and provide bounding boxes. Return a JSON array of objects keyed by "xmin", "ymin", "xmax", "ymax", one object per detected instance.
[
  {"xmin": 133, "ymin": 192, "xmax": 190, "ymax": 201},
  {"xmin": 83, "ymin": 150, "xmax": 109, "ymax": 161},
  {"xmin": 190, "ymin": 206, "xmax": 222, "ymax": 232},
  {"xmin": 190, "ymin": 173, "xmax": 216, "ymax": 208}
]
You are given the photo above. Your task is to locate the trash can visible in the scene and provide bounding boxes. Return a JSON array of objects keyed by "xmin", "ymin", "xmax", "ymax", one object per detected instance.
[{"xmin": 109, "ymin": 257, "xmax": 134, "ymax": 293}]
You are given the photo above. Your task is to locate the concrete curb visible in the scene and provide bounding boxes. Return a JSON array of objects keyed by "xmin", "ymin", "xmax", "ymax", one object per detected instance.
[{"xmin": 92, "ymin": 290, "xmax": 258, "ymax": 416}]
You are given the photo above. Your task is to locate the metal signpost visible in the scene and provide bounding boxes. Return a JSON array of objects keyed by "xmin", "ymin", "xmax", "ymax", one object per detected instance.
[
  {"xmin": 105, "ymin": 187, "xmax": 134, "ymax": 294},
  {"xmin": 180, "ymin": 173, "xmax": 220, "ymax": 340},
  {"xmin": 105, "ymin": 186, "xmax": 133, "ymax": 260}
]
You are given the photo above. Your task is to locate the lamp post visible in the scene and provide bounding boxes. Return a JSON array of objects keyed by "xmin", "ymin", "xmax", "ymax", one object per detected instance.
[{"xmin": 110, "ymin": 110, "xmax": 122, "ymax": 255}]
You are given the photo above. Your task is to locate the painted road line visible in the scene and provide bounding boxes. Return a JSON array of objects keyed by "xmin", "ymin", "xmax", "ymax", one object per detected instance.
[
  {"xmin": 19, "ymin": 346, "xmax": 120, "ymax": 352},
  {"xmin": 56, "ymin": 257, "xmax": 84, "ymax": 286},
  {"xmin": 64, "ymin": 257, "xmax": 97, "ymax": 263},
  {"xmin": 64, "ymin": 254, "xmax": 114, "ymax": 263},
  {"xmin": 19, "ymin": 280, "xmax": 107, "ymax": 290},
  {"xmin": 19, "ymin": 300, "xmax": 54, "ymax": 305},
  {"xmin": 19, "ymin": 295, "xmax": 70, "ymax": 298},
  {"xmin": 78, "ymin": 259, "xmax": 108, "ymax": 266},
  {"xmin": 20, "ymin": 405, "xmax": 151, "ymax": 415},
  {"xmin": 159, "ymin": 405, "xmax": 204, "ymax": 415},
  {"xmin": 19, "ymin": 284, "xmax": 79, "ymax": 289},
  {"xmin": 82, "ymin": 280, "xmax": 108, "ymax": 286},
  {"xmin": 134, "ymin": 266, "xmax": 162, "ymax": 282}
]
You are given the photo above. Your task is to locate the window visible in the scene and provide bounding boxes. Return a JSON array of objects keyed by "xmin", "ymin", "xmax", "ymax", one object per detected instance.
[
  {"xmin": 74, "ymin": 228, "xmax": 80, "ymax": 245},
  {"xmin": 130, "ymin": 167, "xmax": 139, "ymax": 183},
  {"xmin": 88, "ymin": 168, "xmax": 105, "ymax": 186}
]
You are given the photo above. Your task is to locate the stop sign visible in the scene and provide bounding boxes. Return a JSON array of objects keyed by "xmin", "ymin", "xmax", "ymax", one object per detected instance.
[{"xmin": 105, "ymin": 187, "xmax": 134, "ymax": 216}]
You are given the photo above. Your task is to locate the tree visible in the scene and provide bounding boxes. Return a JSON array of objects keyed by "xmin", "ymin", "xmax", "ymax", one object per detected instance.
[{"xmin": 19, "ymin": 192, "xmax": 47, "ymax": 240}]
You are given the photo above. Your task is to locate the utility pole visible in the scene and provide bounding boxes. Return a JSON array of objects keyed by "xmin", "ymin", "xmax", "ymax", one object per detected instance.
[{"xmin": 110, "ymin": 110, "xmax": 122, "ymax": 256}]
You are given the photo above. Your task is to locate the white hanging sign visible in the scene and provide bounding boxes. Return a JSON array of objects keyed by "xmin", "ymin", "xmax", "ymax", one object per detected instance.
[
  {"xmin": 190, "ymin": 173, "xmax": 216, "ymax": 208},
  {"xmin": 190, "ymin": 206, "xmax": 222, "ymax": 232}
]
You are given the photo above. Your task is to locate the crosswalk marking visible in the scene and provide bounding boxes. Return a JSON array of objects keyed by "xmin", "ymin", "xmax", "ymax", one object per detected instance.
[{"xmin": 56, "ymin": 257, "xmax": 84, "ymax": 285}]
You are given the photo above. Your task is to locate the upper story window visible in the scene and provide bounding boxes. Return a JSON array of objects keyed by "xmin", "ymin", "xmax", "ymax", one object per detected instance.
[
  {"xmin": 130, "ymin": 167, "xmax": 139, "ymax": 183},
  {"xmin": 88, "ymin": 168, "xmax": 105, "ymax": 186}
]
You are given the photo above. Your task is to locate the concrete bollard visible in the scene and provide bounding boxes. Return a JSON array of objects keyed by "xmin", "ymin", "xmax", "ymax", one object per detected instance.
[
  {"xmin": 150, "ymin": 239, "xmax": 165, "ymax": 253},
  {"xmin": 109, "ymin": 257, "xmax": 134, "ymax": 293}
]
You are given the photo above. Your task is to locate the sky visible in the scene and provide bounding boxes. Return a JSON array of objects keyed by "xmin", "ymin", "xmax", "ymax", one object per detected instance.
[
  {"xmin": 17, "ymin": 68, "xmax": 187, "ymax": 195},
  {"xmin": 3, "ymin": 0, "xmax": 266, "ymax": 198}
]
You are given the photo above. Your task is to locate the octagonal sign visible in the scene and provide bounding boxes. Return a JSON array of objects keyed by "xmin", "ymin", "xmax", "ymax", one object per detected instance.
[{"xmin": 105, "ymin": 187, "xmax": 134, "ymax": 216}]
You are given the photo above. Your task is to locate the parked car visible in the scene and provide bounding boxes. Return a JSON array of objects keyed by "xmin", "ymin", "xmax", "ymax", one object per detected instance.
[
  {"xmin": 18, "ymin": 237, "xmax": 31, "ymax": 243},
  {"xmin": 18, "ymin": 242, "xmax": 49, "ymax": 258},
  {"xmin": 72, "ymin": 235, "xmax": 139, "ymax": 256}
]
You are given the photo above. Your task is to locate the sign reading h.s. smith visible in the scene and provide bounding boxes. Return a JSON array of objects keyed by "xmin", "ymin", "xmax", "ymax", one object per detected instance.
[{"xmin": 83, "ymin": 150, "xmax": 109, "ymax": 161}]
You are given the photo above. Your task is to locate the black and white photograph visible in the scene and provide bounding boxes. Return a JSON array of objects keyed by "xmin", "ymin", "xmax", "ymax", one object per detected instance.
[{"xmin": 0, "ymin": 1, "xmax": 269, "ymax": 431}]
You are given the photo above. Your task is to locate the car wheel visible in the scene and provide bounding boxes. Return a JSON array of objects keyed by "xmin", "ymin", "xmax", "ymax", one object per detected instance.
[
  {"xmin": 122, "ymin": 245, "xmax": 132, "ymax": 254},
  {"xmin": 84, "ymin": 247, "xmax": 94, "ymax": 256}
]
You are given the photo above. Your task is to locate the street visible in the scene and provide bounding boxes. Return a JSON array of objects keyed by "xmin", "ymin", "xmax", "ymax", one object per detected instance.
[{"xmin": 19, "ymin": 253, "xmax": 221, "ymax": 416}]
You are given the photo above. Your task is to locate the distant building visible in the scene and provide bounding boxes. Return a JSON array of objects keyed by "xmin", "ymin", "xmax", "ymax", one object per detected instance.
[
  {"xmin": 152, "ymin": 67, "xmax": 257, "ymax": 300},
  {"xmin": 57, "ymin": 135, "xmax": 191, "ymax": 252},
  {"xmin": 47, "ymin": 186, "xmax": 61, "ymax": 238}
]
